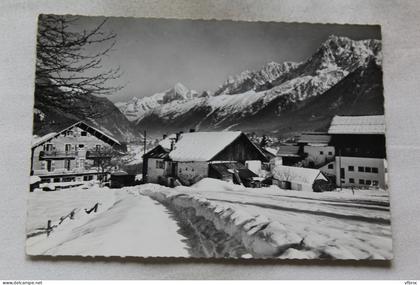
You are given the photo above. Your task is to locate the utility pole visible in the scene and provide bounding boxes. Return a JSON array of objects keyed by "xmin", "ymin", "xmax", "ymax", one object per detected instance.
[
  {"xmin": 338, "ymin": 148, "xmax": 342, "ymax": 191},
  {"xmin": 143, "ymin": 130, "xmax": 147, "ymax": 155}
]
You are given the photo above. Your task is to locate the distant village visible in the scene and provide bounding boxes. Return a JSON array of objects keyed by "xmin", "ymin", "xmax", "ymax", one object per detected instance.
[{"xmin": 30, "ymin": 115, "xmax": 387, "ymax": 193}]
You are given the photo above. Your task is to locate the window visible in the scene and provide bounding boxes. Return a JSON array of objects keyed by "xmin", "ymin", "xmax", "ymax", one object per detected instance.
[
  {"xmin": 372, "ymin": 180, "xmax": 379, "ymax": 186},
  {"xmin": 328, "ymin": 151, "xmax": 333, "ymax": 155},
  {"xmin": 365, "ymin": 167, "xmax": 371, "ymax": 173},
  {"xmin": 83, "ymin": 176, "xmax": 89, "ymax": 181},
  {"xmin": 95, "ymin": 144, "xmax": 101, "ymax": 151},
  {"xmin": 81, "ymin": 131, "xmax": 87, "ymax": 136},
  {"xmin": 349, "ymin": 178, "xmax": 355, "ymax": 183},
  {"xmin": 78, "ymin": 144, "xmax": 85, "ymax": 149},
  {"xmin": 328, "ymin": 164, "xmax": 334, "ymax": 169},
  {"xmin": 372, "ymin": 167, "xmax": 378, "ymax": 173},
  {"xmin": 78, "ymin": 159, "xmax": 85, "ymax": 169},
  {"xmin": 366, "ymin": 180, "xmax": 371, "ymax": 185},
  {"xmin": 359, "ymin": 179, "xmax": 365, "ymax": 185},
  {"xmin": 65, "ymin": 159, "xmax": 71, "ymax": 171},
  {"xmin": 320, "ymin": 151, "xmax": 324, "ymax": 155},
  {"xmin": 156, "ymin": 160, "xmax": 164, "ymax": 169},
  {"xmin": 53, "ymin": 178, "xmax": 60, "ymax": 183},
  {"xmin": 348, "ymin": 166, "xmax": 354, "ymax": 171},
  {"xmin": 358, "ymin": 166, "xmax": 364, "ymax": 172},
  {"xmin": 44, "ymin": 143, "xmax": 54, "ymax": 151},
  {"xmin": 65, "ymin": 144, "xmax": 72, "ymax": 152}
]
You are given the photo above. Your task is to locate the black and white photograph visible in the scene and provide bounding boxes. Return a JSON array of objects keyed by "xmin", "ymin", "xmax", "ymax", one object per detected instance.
[{"xmin": 26, "ymin": 14, "xmax": 391, "ymax": 260}]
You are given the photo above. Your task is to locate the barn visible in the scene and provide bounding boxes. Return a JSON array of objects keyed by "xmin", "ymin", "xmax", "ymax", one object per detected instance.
[{"xmin": 142, "ymin": 131, "xmax": 269, "ymax": 186}]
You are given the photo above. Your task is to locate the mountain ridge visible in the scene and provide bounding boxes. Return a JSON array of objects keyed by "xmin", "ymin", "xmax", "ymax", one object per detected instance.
[{"xmin": 115, "ymin": 35, "xmax": 383, "ymax": 137}]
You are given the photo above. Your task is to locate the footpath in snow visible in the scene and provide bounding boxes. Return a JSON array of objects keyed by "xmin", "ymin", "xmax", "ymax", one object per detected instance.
[{"xmin": 26, "ymin": 188, "xmax": 190, "ymax": 257}]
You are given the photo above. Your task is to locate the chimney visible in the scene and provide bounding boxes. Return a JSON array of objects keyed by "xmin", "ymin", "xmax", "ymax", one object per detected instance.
[
  {"xmin": 189, "ymin": 128, "xmax": 195, "ymax": 133},
  {"xmin": 170, "ymin": 139, "xmax": 175, "ymax": 151},
  {"xmin": 162, "ymin": 134, "xmax": 167, "ymax": 139},
  {"xmin": 175, "ymin": 131, "xmax": 184, "ymax": 142}
]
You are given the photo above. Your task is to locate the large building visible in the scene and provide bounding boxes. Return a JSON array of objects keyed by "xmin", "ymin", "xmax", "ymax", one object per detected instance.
[
  {"xmin": 328, "ymin": 115, "xmax": 387, "ymax": 189},
  {"xmin": 142, "ymin": 131, "xmax": 269, "ymax": 186},
  {"xmin": 31, "ymin": 121, "xmax": 123, "ymax": 184}
]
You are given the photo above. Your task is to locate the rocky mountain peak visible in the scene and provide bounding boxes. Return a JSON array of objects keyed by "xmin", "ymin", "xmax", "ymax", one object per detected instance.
[
  {"xmin": 116, "ymin": 82, "xmax": 198, "ymax": 122},
  {"xmin": 307, "ymin": 35, "xmax": 382, "ymax": 73}
]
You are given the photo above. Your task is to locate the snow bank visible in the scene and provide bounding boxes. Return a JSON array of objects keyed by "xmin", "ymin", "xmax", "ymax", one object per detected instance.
[
  {"xmin": 135, "ymin": 178, "xmax": 392, "ymax": 259},
  {"xmin": 137, "ymin": 184, "xmax": 303, "ymax": 258}
]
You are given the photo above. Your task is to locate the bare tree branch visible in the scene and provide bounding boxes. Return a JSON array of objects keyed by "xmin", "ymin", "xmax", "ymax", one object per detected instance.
[{"xmin": 36, "ymin": 14, "xmax": 123, "ymax": 97}]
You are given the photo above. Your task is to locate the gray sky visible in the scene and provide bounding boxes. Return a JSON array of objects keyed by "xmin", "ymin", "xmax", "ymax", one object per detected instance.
[{"xmin": 71, "ymin": 16, "xmax": 380, "ymax": 102}]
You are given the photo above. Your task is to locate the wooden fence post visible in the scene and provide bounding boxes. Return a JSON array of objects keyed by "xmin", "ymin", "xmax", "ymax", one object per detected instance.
[{"xmin": 47, "ymin": 220, "xmax": 52, "ymax": 237}]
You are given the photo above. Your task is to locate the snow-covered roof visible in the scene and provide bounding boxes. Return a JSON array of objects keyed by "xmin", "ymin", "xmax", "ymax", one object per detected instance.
[
  {"xmin": 298, "ymin": 133, "xmax": 331, "ymax": 145},
  {"xmin": 159, "ymin": 134, "xmax": 177, "ymax": 150},
  {"xmin": 276, "ymin": 145, "xmax": 301, "ymax": 157},
  {"xmin": 328, "ymin": 115, "xmax": 385, "ymax": 135},
  {"xmin": 272, "ymin": 165, "xmax": 327, "ymax": 184},
  {"xmin": 264, "ymin": 147, "xmax": 278, "ymax": 156},
  {"xmin": 31, "ymin": 121, "xmax": 121, "ymax": 148},
  {"xmin": 169, "ymin": 131, "xmax": 242, "ymax": 162}
]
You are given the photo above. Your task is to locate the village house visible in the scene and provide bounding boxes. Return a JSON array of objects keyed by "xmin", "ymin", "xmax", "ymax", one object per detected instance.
[
  {"xmin": 297, "ymin": 132, "xmax": 335, "ymax": 168},
  {"xmin": 275, "ymin": 133, "xmax": 335, "ymax": 168},
  {"xmin": 328, "ymin": 115, "xmax": 387, "ymax": 189},
  {"xmin": 272, "ymin": 165, "xmax": 329, "ymax": 192},
  {"xmin": 142, "ymin": 131, "xmax": 269, "ymax": 186},
  {"xmin": 31, "ymin": 121, "xmax": 123, "ymax": 187}
]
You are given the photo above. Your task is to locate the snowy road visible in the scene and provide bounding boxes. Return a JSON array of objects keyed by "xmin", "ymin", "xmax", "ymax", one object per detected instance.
[
  {"xmin": 26, "ymin": 189, "xmax": 190, "ymax": 257},
  {"xmin": 139, "ymin": 179, "xmax": 393, "ymax": 259}
]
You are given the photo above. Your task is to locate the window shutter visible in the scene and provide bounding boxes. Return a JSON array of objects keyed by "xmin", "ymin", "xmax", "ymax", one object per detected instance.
[{"xmin": 51, "ymin": 160, "xmax": 55, "ymax": 171}]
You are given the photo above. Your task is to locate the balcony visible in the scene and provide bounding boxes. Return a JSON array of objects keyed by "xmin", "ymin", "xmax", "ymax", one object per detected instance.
[
  {"xmin": 33, "ymin": 167, "xmax": 100, "ymax": 176},
  {"xmin": 39, "ymin": 150, "xmax": 78, "ymax": 159}
]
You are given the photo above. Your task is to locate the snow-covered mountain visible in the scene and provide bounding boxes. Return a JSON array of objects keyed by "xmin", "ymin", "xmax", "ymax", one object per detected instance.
[
  {"xmin": 116, "ymin": 35, "xmax": 383, "ymax": 137},
  {"xmin": 116, "ymin": 83, "xmax": 199, "ymax": 122}
]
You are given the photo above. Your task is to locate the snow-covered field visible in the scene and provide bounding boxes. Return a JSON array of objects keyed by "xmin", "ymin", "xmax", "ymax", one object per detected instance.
[
  {"xmin": 26, "ymin": 179, "xmax": 392, "ymax": 259},
  {"xmin": 26, "ymin": 187, "xmax": 190, "ymax": 257}
]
